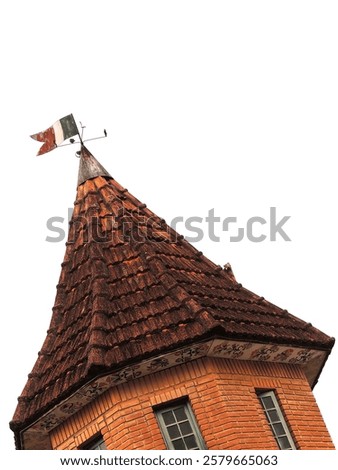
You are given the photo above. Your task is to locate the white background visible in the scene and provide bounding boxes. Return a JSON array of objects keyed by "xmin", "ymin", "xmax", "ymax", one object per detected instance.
[{"xmin": 1, "ymin": 0, "xmax": 337, "ymax": 455}]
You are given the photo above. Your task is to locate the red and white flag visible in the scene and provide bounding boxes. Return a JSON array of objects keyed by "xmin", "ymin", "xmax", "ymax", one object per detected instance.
[{"xmin": 31, "ymin": 114, "xmax": 79, "ymax": 155}]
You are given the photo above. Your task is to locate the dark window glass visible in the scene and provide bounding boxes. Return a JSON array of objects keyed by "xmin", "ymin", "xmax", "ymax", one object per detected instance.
[
  {"xmin": 274, "ymin": 423, "xmax": 285, "ymax": 435},
  {"xmin": 80, "ymin": 435, "xmax": 106, "ymax": 450},
  {"xmin": 180, "ymin": 421, "xmax": 193, "ymax": 435},
  {"xmin": 173, "ymin": 438, "xmax": 185, "ymax": 450},
  {"xmin": 261, "ymin": 396, "xmax": 274, "ymax": 409},
  {"xmin": 162, "ymin": 410, "xmax": 175, "ymax": 425},
  {"xmin": 174, "ymin": 407, "xmax": 187, "ymax": 422},
  {"xmin": 184, "ymin": 435, "xmax": 198, "ymax": 448},
  {"xmin": 168, "ymin": 425, "xmax": 180, "ymax": 439},
  {"xmin": 267, "ymin": 409, "xmax": 280, "ymax": 423}
]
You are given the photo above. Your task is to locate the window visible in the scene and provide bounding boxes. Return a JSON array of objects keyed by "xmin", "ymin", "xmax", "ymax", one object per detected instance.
[
  {"xmin": 155, "ymin": 401, "xmax": 207, "ymax": 450},
  {"xmin": 257, "ymin": 391, "xmax": 296, "ymax": 450},
  {"xmin": 80, "ymin": 434, "xmax": 106, "ymax": 450}
]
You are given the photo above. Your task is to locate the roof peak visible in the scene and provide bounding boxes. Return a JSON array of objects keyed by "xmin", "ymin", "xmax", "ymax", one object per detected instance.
[{"xmin": 77, "ymin": 145, "xmax": 112, "ymax": 186}]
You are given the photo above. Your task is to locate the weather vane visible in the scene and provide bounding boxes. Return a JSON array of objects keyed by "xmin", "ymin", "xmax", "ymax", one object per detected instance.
[{"xmin": 30, "ymin": 114, "xmax": 107, "ymax": 157}]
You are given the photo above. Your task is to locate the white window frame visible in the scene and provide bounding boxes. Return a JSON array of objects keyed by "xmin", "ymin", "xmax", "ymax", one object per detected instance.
[
  {"xmin": 155, "ymin": 400, "xmax": 207, "ymax": 450},
  {"xmin": 258, "ymin": 390, "xmax": 296, "ymax": 450}
]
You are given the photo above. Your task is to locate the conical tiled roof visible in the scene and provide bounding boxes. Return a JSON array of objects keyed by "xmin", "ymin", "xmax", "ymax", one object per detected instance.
[{"xmin": 11, "ymin": 146, "xmax": 334, "ymax": 447}]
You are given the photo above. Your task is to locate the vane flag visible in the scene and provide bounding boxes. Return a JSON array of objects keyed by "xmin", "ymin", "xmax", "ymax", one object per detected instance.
[{"xmin": 31, "ymin": 114, "xmax": 79, "ymax": 156}]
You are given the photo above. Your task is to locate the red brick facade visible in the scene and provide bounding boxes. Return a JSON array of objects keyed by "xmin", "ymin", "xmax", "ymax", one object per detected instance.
[{"xmin": 50, "ymin": 357, "xmax": 334, "ymax": 450}]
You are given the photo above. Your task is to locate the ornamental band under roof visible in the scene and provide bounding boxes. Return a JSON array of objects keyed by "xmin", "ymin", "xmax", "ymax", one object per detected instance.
[{"xmin": 10, "ymin": 145, "xmax": 335, "ymax": 449}]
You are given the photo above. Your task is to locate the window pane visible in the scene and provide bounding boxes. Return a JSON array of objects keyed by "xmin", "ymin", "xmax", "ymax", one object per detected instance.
[
  {"xmin": 167, "ymin": 425, "xmax": 180, "ymax": 439},
  {"xmin": 162, "ymin": 410, "xmax": 175, "ymax": 425},
  {"xmin": 278, "ymin": 436, "xmax": 292, "ymax": 450},
  {"xmin": 174, "ymin": 407, "xmax": 187, "ymax": 422},
  {"xmin": 273, "ymin": 422, "xmax": 285, "ymax": 436},
  {"xmin": 267, "ymin": 409, "xmax": 279, "ymax": 423},
  {"xmin": 184, "ymin": 434, "xmax": 198, "ymax": 449},
  {"xmin": 173, "ymin": 438, "xmax": 185, "ymax": 450},
  {"xmin": 180, "ymin": 421, "xmax": 193, "ymax": 435},
  {"xmin": 261, "ymin": 396, "xmax": 274, "ymax": 409}
]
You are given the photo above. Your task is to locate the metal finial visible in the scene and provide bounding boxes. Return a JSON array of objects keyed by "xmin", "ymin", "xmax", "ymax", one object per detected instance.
[{"xmin": 77, "ymin": 145, "xmax": 112, "ymax": 186}]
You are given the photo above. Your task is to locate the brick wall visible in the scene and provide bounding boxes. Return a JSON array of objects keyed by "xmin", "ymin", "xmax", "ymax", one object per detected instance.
[{"xmin": 50, "ymin": 357, "xmax": 335, "ymax": 450}]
